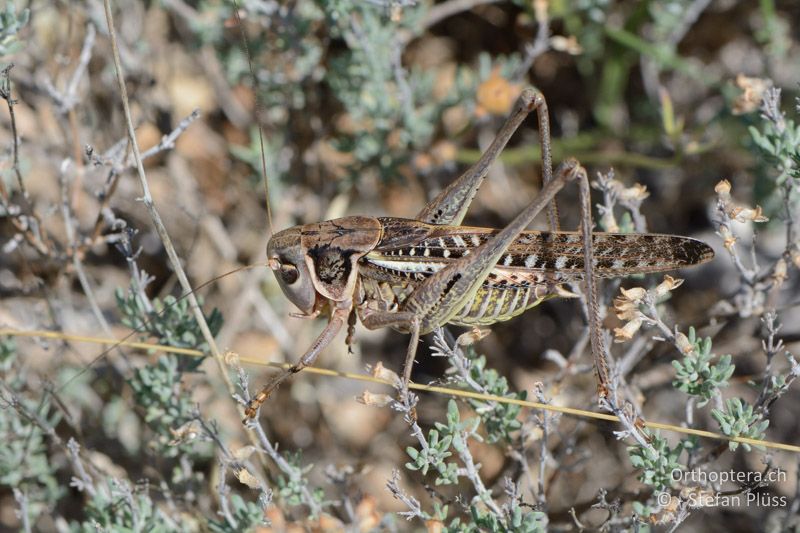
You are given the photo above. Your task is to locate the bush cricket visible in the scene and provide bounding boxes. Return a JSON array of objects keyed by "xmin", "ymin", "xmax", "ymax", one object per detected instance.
[{"xmin": 243, "ymin": 87, "xmax": 714, "ymax": 421}]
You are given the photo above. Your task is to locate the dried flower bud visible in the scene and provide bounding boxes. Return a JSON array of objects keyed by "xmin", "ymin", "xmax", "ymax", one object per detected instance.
[
  {"xmin": 224, "ymin": 350, "xmax": 240, "ymax": 366},
  {"xmin": 620, "ymin": 286, "xmax": 647, "ymax": 302},
  {"xmin": 737, "ymin": 205, "xmax": 768, "ymax": 223},
  {"xmin": 732, "ymin": 74, "xmax": 771, "ymax": 115},
  {"xmin": 613, "ymin": 297, "xmax": 641, "ymax": 321},
  {"xmin": 772, "ymin": 258, "xmax": 787, "ymax": 287},
  {"xmin": 234, "ymin": 467, "xmax": 261, "ymax": 489},
  {"xmin": 168, "ymin": 421, "xmax": 199, "ymax": 446},
  {"xmin": 550, "ymin": 35, "xmax": 583, "ymax": 55},
  {"xmin": 718, "ymin": 225, "xmax": 737, "ymax": 251},
  {"xmin": 727, "ymin": 205, "xmax": 743, "ymax": 220},
  {"xmin": 614, "ymin": 316, "xmax": 643, "ymax": 343},
  {"xmin": 619, "ymin": 183, "xmax": 650, "ymax": 202},
  {"xmin": 655, "ymin": 275, "xmax": 684, "ymax": 297},
  {"xmin": 651, "ymin": 493, "xmax": 679, "ymax": 524},
  {"xmin": 457, "ymin": 327, "xmax": 491, "ymax": 346},
  {"xmin": 232, "ymin": 445, "xmax": 258, "ymax": 461},
  {"xmin": 356, "ymin": 390, "xmax": 395, "ymax": 408},
  {"xmin": 476, "ymin": 68, "xmax": 522, "ymax": 116},
  {"xmin": 792, "ymin": 249, "xmax": 800, "ymax": 269},
  {"xmin": 715, "ymin": 179, "xmax": 732, "ymax": 196},
  {"xmin": 370, "ymin": 361, "xmax": 400, "ymax": 384},
  {"xmin": 674, "ymin": 331, "xmax": 694, "ymax": 355}
]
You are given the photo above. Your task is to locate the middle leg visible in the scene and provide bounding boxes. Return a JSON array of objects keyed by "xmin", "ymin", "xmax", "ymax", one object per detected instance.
[{"xmin": 361, "ymin": 310, "xmax": 420, "ymax": 388}]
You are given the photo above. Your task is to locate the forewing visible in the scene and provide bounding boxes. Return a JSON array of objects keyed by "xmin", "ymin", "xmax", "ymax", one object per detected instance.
[{"xmin": 367, "ymin": 224, "xmax": 713, "ymax": 282}]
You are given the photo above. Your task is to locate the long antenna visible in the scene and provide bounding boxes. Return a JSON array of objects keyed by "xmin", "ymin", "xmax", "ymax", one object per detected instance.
[
  {"xmin": 60, "ymin": 3, "xmax": 275, "ymax": 394},
  {"xmin": 231, "ymin": 0, "xmax": 274, "ymax": 238},
  {"xmin": 56, "ymin": 263, "xmax": 262, "ymax": 391}
]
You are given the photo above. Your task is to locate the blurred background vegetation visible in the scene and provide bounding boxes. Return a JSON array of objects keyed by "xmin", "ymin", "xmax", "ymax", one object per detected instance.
[{"xmin": 1, "ymin": 0, "xmax": 799, "ymax": 531}]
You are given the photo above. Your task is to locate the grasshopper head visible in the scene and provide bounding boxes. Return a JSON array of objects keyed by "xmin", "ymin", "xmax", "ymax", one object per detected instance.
[{"xmin": 267, "ymin": 226, "xmax": 317, "ymax": 315}]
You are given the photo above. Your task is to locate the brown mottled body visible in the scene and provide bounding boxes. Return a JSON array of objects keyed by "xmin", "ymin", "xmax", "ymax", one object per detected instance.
[
  {"xmin": 242, "ymin": 88, "xmax": 714, "ymax": 421},
  {"xmin": 359, "ymin": 218, "xmax": 712, "ymax": 330}
]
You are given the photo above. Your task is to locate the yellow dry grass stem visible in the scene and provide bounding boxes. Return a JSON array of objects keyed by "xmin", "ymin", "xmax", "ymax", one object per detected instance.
[{"xmin": 4, "ymin": 328, "xmax": 800, "ymax": 454}]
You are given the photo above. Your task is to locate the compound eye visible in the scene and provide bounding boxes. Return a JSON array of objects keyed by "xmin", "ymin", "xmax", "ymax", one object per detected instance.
[{"xmin": 279, "ymin": 264, "xmax": 299, "ymax": 285}]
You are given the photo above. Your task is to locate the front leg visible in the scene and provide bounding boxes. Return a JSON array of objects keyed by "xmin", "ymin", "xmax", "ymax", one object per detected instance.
[{"xmin": 243, "ymin": 302, "xmax": 351, "ymax": 421}]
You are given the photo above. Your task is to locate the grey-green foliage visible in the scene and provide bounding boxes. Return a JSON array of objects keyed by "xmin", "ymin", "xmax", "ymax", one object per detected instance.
[
  {"xmin": 762, "ymin": 352, "xmax": 800, "ymax": 399},
  {"xmin": 672, "ymin": 326, "xmax": 734, "ymax": 407},
  {"xmin": 127, "ymin": 355, "xmax": 207, "ymax": 461},
  {"xmin": 404, "ymin": 399, "xmax": 546, "ymax": 532},
  {"xmin": 115, "ymin": 285, "xmax": 223, "ymax": 365},
  {"xmin": 229, "ymin": 127, "xmax": 292, "ymax": 192},
  {"xmin": 322, "ymin": 1, "xmax": 442, "ymax": 181},
  {"xmin": 208, "ymin": 494, "xmax": 266, "ymax": 533},
  {"xmin": 476, "ymin": 51, "xmax": 522, "ymax": 79},
  {"xmin": 628, "ymin": 431, "xmax": 695, "ymax": 492},
  {"xmin": 115, "ymin": 282, "xmax": 220, "ymax": 460},
  {"xmin": 711, "ymin": 398, "xmax": 769, "ymax": 451},
  {"xmin": 559, "ymin": 0, "xmax": 612, "ymax": 73},
  {"xmin": 462, "ymin": 351, "xmax": 524, "ymax": 444},
  {"xmin": 753, "ymin": 0, "xmax": 790, "ymax": 59},
  {"xmin": 445, "ymin": 506, "xmax": 547, "ymax": 533},
  {"xmin": 748, "ymin": 90, "xmax": 800, "ymax": 184},
  {"xmin": 505, "ymin": 507, "xmax": 548, "ymax": 533},
  {"xmin": 0, "ymin": 2, "xmax": 28, "ymax": 56},
  {"xmin": 431, "ymin": 332, "xmax": 525, "ymax": 444},
  {"xmin": 631, "ymin": 500, "xmax": 657, "ymax": 529},
  {"xmin": 275, "ymin": 451, "xmax": 325, "ymax": 507},
  {"xmin": 405, "ymin": 402, "xmax": 464, "ymax": 486},
  {"xmin": 439, "ymin": 489, "xmax": 547, "ymax": 533},
  {"xmin": 252, "ymin": 1, "xmax": 326, "ymax": 110},
  {"xmin": 70, "ymin": 478, "xmax": 177, "ymax": 533},
  {"xmin": 218, "ymin": 0, "xmax": 479, "ymax": 185},
  {"xmin": 0, "ymin": 338, "xmax": 63, "ymax": 524}
]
